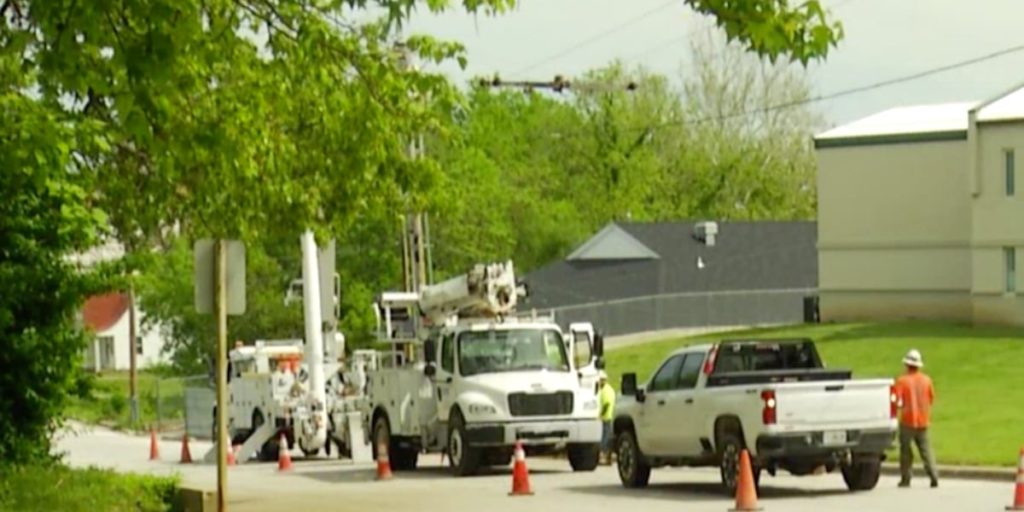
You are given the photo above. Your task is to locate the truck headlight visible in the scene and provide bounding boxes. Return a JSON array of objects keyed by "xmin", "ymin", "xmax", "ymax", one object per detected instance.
[
  {"xmin": 467, "ymin": 403, "xmax": 498, "ymax": 415},
  {"xmin": 583, "ymin": 399, "xmax": 598, "ymax": 411}
]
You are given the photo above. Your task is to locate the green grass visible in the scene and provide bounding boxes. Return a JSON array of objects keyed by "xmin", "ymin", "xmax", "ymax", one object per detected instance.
[
  {"xmin": 0, "ymin": 464, "xmax": 179, "ymax": 512},
  {"xmin": 605, "ymin": 321, "xmax": 1024, "ymax": 467},
  {"xmin": 66, "ymin": 370, "xmax": 188, "ymax": 432}
]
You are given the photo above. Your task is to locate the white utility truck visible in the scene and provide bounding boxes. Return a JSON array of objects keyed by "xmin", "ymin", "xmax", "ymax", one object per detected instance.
[
  {"xmin": 613, "ymin": 339, "xmax": 897, "ymax": 494},
  {"xmin": 207, "ymin": 232, "xmax": 372, "ymax": 464},
  {"xmin": 367, "ymin": 261, "xmax": 606, "ymax": 476}
]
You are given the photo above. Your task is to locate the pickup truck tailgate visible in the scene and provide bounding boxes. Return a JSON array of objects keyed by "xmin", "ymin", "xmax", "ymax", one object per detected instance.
[{"xmin": 774, "ymin": 379, "xmax": 892, "ymax": 430}]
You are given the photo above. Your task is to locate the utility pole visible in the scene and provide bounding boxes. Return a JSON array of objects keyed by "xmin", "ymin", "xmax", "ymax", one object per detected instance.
[
  {"xmin": 128, "ymin": 284, "xmax": 138, "ymax": 425},
  {"xmin": 214, "ymin": 240, "xmax": 228, "ymax": 512}
]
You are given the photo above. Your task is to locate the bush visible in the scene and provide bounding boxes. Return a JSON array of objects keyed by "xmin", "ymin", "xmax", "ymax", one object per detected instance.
[{"xmin": 0, "ymin": 464, "xmax": 180, "ymax": 512}]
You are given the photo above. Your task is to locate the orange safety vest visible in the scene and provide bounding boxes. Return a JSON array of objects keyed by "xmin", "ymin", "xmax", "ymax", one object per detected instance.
[{"xmin": 895, "ymin": 372, "xmax": 935, "ymax": 428}]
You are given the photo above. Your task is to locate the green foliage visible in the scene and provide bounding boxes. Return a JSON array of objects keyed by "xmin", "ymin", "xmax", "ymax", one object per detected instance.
[
  {"xmin": 605, "ymin": 322, "xmax": 1024, "ymax": 467},
  {"xmin": 0, "ymin": 84, "xmax": 108, "ymax": 463},
  {"xmin": 685, "ymin": 0, "xmax": 843, "ymax": 63},
  {"xmin": 0, "ymin": 464, "xmax": 179, "ymax": 512},
  {"xmin": 66, "ymin": 371, "xmax": 187, "ymax": 431}
]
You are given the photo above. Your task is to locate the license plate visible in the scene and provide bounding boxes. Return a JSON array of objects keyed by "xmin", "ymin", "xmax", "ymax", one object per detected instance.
[{"xmin": 823, "ymin": 431, "xmax": 847, "ymax": 446}]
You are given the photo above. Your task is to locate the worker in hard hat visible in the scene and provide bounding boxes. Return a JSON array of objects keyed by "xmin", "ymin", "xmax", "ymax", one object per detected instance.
[
  {"xmin": 895, "ymin": 349, "xmax": 938, "ymax": 488},
  {"xmin": 597, "ymin": 371, "xmax": 615, "ymax": 465}
]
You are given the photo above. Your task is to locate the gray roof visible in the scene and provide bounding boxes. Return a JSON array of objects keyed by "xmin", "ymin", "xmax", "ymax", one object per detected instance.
[{"xmin": 522, "ymin": 220, "xmax": 818, "ymax": 309}]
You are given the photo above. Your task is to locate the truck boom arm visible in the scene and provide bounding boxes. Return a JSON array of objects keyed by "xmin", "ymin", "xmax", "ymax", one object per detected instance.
[{"xmin": 418, "ymin": 260, "xmax": 520, "ymax": 324}]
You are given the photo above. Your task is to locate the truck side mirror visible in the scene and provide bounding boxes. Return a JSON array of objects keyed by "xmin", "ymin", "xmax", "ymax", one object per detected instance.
[
  {"xmin": 621, "ymin": 372, "xmax": 637, "ymax": 396},
  {"xmin": 424, "ymin": 338, "xmax": 437, "ymax": 364},
  {"xmin": 593, "ymin": 332, "xmax": 605, "ymax": 358}
]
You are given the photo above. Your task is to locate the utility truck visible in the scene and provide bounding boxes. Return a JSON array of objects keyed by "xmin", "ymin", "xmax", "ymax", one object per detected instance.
[
  {"xmin": 367, "ymin": 261, "xmax": 606, "ymax": 476},
  {"xmin": 613, "ymin": 339, "xmax": 897, "ymax": 494},
  {"xmin": 207, "ymin": 232, "xmax": 372, "ymax": 464}
]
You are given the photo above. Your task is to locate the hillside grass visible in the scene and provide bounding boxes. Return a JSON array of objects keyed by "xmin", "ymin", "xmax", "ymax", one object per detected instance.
[
  {"xmin": 66, "ymin": 370, "xmax": 189, "ymax": 432},
  {"xmin": 605, "ymin": 322, "xmax": 1024, "ymax": 467},
  {"xmin": 0, "ymin": 464, "xmax": 179, "ymax": 512}
]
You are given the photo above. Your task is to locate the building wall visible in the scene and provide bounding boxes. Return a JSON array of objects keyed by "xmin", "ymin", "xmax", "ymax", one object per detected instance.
[
  {"xmin": 84, "ymin": 308, "xmax": 169, "ymax": 371},
  {"xmin": 816, "ymin": 140, "xmax": 973, "ymax": 321},
  {"xmin": 970, "ymin": 122, "xmax": 1024, "ymax": 325}
]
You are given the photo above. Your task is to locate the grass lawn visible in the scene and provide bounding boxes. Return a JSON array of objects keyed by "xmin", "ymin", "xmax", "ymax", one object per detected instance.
[
  {"xmin": 0, "ymin": 464, "xmax": 179, "ymax": 512},
  {"xmin": 605, "ymin": 321, "xmax": 1024, "ymax": 467},
  {"xmin": 67, "ymin": 371, "xmax": 189, "ymax": 432}
]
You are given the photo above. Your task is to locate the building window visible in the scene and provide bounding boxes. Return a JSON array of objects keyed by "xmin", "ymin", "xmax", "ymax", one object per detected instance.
[
  {"xmin": 135, "ymin": 336, "xmax": 143, "ymax": 355},
  {"xmin": 1006, "ymin": 150, "xmax": 1016, "ymax": 196},
  {"xmin": 1006, "ymin": 247, "xmax": 1017, "ymax": 294}
]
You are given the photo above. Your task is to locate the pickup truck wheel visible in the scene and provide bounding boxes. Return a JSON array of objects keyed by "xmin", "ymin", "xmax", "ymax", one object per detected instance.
[
  {"xmin": 616, "ymin": 430, "xmax": 651, "ymax": 488},
  {"xmin": 718, "ymin": 433, "xmax": 760, "ymax": 496},
  {"xmin": 567, "ymin": 443, "xmax": 600, "ymax": 472},
  {"xmin": 842, "ymin": 458, "xmax": 881, "ymax": 491},
  {"xmin": 447, "ymin": 412, "xmax": 481, "ymax": 476}
]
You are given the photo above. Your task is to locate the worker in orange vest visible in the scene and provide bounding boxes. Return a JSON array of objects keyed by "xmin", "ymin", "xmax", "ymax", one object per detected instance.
[{"xmin": 894, "ymin": 349, "xmax": 938, "ymax": 488}]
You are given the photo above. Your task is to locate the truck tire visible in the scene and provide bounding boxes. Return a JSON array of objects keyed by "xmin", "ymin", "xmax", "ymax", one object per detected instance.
[
  {"xmin": 447, "ymin": 412, "xmax": 481, "ymax": 476},
  {"xmin": 252, "ymin": 410, "xmax": 280, "ymax": 462},
  {"xmin": 372, "ymin": 415, "xmax": 418, "ymax": 471},
  {"xmin": 567, "ymin": 443, "xmax": 600, "ymax": 472},
  {"xmin": 717, "ymin": 432, "xmax": 760, "ymax": 496},
  {"xmin": 615, "ymin": 429, "xmax": 651, "ymax": 488},
  {"xmin": 842, "ymin": 458, "xmax": 882, "ymax": 491}
]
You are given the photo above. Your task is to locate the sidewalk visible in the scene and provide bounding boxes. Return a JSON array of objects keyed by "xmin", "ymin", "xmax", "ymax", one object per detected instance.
[{"xmin": 880, "ymin": 462, "xmax": 1015, "ymax": 482}]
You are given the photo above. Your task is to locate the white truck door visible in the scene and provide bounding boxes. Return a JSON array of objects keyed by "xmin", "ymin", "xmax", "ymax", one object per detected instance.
[
  {"xmin": 639, "ymin": 353, "xmax": 686, "ymax": 455},
  {"xmin": 434, "ymin": 332, "xmax": 457, "ymax": 422},
  {"xmin": 662, "ymin": 353, "xmax": 706, "ymax": 456},
  {"xmin": 569, "ymin": 324, "xmax": 598, "ymax": 393}
]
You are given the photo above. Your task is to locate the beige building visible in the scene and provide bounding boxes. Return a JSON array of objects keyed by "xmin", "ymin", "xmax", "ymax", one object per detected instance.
[{"xmin": 815, "ymin": 85, "xmax": 1023, "ymax": 326}]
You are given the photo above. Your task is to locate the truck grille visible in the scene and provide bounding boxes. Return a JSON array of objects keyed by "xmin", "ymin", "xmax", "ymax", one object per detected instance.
[{"xmin": 507, "ymin": 392, "xmax": 573, "ymax": 417}]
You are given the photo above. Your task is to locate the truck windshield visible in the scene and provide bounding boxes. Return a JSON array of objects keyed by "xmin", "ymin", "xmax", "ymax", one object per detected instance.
[{"xmin": 458, "ymin": 329, "xmax": 569, "ymax": 376}]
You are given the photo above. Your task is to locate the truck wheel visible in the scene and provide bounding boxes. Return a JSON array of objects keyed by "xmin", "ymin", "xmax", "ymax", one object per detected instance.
[
  {"xmin": 842, "ymin": 458, "xmax": 881, "ymax": 491},
  {"xmin": 447, "ymin": 412, "xmax": 481, "ymax": 477},
  {"xmin": 717, "ymin": 433, "xmax": 760, "ymax": 496},
  {"xmin": 567, "ymin": 443, "xmax": 600, "ymax": 472},
  {"xmin": 253, "ymin": 410, "xmax": 279, "ymax": 462},
  {"xmin": 372, "ymin": 416, "xmax": 418, "ymax": 471},
  {"xmin": 616, "ymin": 430, "xmax": 651, "ymax": 488}
]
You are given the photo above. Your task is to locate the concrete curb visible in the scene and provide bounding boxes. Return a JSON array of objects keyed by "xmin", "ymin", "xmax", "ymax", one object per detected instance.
[{"xmin": 880, "ymin": 463, "xmax": 1015, "ymax": 483}]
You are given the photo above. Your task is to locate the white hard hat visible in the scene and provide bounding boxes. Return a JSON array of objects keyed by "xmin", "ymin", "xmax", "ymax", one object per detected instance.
[{"xmin": 902, "ymin": 349, "xmax": 924, "ymax": 368}]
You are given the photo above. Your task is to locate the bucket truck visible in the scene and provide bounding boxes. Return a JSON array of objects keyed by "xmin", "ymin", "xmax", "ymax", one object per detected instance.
[
  {"xmin": 206, "ymin": 232, "xmax": 372, "ymax": 464},
  {"xmin": 366, "ymin": 261, "xmax": 606, "ymax": 476}
]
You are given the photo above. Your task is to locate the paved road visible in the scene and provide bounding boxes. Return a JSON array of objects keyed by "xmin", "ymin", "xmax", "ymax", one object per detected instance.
[{"xmin": 56, "ymin": 424, "xmax": 1012, "ymax": 512}]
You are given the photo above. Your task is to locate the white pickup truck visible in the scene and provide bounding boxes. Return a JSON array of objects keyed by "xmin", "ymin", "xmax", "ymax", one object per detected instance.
[{"xmin": 613, "ymin": 339, "xmax": 897, "ymax": 494}]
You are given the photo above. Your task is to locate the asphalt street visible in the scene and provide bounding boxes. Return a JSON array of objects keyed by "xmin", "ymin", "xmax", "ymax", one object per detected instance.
[{"xmin": 55, "ymin": 424, "xmax": 1013, "ymax": 512}]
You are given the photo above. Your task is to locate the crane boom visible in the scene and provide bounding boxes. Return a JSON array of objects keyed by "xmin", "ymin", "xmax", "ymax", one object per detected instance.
[{"xmin": 418, "ymin": 260, "xmax": 519, "ymax": 324}]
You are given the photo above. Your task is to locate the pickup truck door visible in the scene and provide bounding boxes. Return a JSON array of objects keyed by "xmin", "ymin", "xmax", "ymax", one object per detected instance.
[
  {"xmin": 637, "ymin": 354, "xmax": 686, "ymax": 455},
  {"xmin": 661, "ymin": 353, "xmax": 706, "ymax": 456}
]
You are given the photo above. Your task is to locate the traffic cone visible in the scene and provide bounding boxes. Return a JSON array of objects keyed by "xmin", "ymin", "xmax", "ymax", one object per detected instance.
[
  {"xmin": 1007, "ymin": 447, "xmax": 1024, "ymax": 511},
  {"xmin": 225, "ymin": 436, "xmax": 237, "ymax": 467},
  {"xmin": 148, "ymin": 428, "xmax": 159, "ymax": 461},
  {"xmin": 375, "ymin": 441, "xmax": 393, "ymax": 481},
  {"xmin": 509, "ymin": 441, "xmax": 533, "ymax": 496},
  {"xmin": 179, "ymin": 434, "xmax": 192, "ymax": 464},
  {"xmin": 278, "ymin": 434, "xmax": 293, "ymax": 472},
  {"xmin": 730, "ymin": 449, "xmax": 761, "ymax": 511}
]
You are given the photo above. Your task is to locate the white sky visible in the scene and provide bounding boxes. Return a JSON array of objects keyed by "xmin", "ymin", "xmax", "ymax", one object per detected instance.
[{"xmin": 400, "ymin": 0, "xmax": 1024, "ymax": 127}]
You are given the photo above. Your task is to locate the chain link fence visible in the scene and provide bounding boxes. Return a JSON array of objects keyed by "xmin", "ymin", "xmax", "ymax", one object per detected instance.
[
  {"xmin": 145, "ymin": 374, "xmax": 213, "ymax": 440},
  {"xmin": 545, "ymin": 288, "xmax": 819, "ymax": 337}
]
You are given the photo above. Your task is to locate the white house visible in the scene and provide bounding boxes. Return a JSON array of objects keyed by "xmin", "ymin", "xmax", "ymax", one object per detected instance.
[
  {"xmin": 81, "ymin": 292, "xmax": 170, "ymax": 371},
  {"xmin": 72, "ymin": 238, "xmax": 173, "ymax": 371}
]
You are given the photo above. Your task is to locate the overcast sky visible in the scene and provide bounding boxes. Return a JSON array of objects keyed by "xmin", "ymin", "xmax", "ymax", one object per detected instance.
[{"xmin": 400, "ymin": 0, "xmax": 1024, "ymax": 128}]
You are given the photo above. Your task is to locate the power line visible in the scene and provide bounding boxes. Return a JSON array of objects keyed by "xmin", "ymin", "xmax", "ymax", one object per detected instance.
[{"xmin": 508, "ymin": 0, "xmax": 679, "ymax": 78}]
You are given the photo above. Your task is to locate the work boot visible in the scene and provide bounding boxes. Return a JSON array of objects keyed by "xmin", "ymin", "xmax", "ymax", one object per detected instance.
[
  {"xmin": 898, "ymin": 480, "xmax": 910, "ymax": 488},
  {"xmin": 930, "ymin": 479, "xmax": 939, "ymax": 488}
]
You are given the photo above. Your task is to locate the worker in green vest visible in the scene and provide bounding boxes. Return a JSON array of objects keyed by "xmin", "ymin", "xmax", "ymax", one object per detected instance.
[{"xmin": 598, "ymin": 371, "xmax": 616, "ymax": 465}]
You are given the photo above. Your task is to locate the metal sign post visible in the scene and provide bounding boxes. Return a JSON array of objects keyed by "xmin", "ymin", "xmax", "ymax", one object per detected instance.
[{"xmin": 194, "ymin": 239, "xmax": 246, "ymax": 512}]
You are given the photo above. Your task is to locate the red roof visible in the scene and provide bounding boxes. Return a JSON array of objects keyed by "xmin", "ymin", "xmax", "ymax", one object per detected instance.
[{"xmin": 82, "ymin": 292, "xmax": 129, "ymax": 332}]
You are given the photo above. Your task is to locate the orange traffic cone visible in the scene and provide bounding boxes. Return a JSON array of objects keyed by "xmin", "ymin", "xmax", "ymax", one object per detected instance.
[
  {"xmin": 149, "ymin": 428, "xmax": 159, "ymax": 461},
  {"xmin": 730, "ymin": 449, "xmax": 761, "ymax": 511},
  {"xmin": 179, "ymin": 434, "xmax": 192, "ymax": 464},
  {"xmin": 226, "ymin": 437, "xmax": 237, "ymax": 467},
  {"xmin": 375, "ymin": 441, "xmax": 393, "ymax": 481},
  {"xmin": 509, "ymin": 441, "xmax": 533, "ymax": 496},
  {"xmin": 1008, "ymin": 447, "xmax": 1024, "ymax": 511},
  {"xmin": 278, "ymin": 434, "xmax": 293, "ymax": 472}
]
